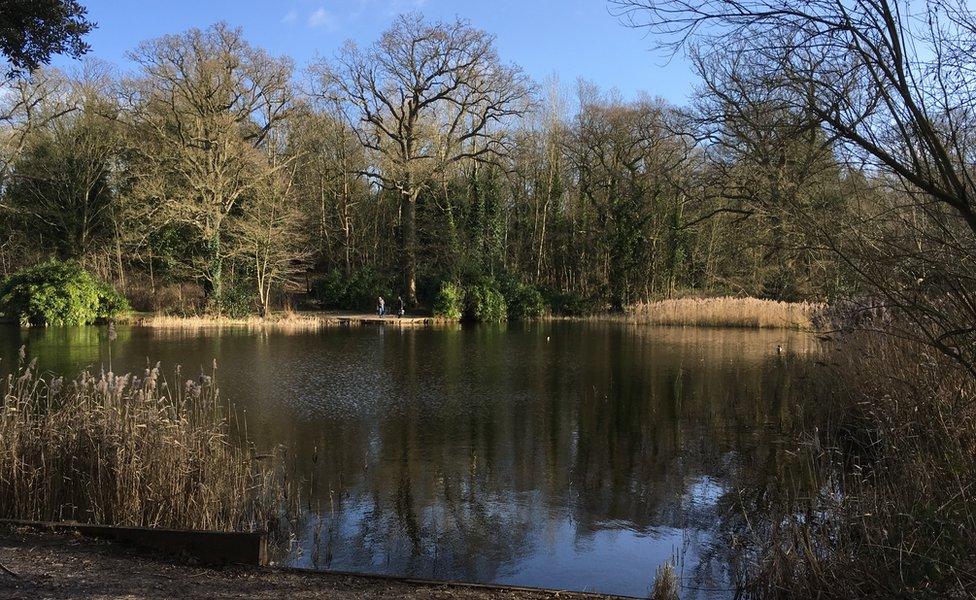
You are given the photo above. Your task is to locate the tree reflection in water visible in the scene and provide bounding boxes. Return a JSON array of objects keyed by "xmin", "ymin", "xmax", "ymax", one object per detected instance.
[{"xmin": 0, "ymin": 322, "xmax": 821, "ymax": 598}]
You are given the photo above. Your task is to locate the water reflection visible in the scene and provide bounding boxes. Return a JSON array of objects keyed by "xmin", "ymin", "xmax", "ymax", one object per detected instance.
[{"xmin": 0, "ymin": 322, "xmax": 818, "ymax": 598}]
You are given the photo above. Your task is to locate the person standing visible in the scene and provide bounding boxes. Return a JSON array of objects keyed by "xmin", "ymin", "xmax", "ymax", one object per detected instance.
[
  {"xmin": 377, "ymin": 296, "xmax": 386, "ymax": 317},
  {"xmin": 397, "ymin": 296, "xmax": 405, "ymax": 318}
]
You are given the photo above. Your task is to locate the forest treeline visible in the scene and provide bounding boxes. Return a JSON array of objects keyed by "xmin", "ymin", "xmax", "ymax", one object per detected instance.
[{"xmin": 0, "ymin": 14, "xmax": 858, "ymax": 317}]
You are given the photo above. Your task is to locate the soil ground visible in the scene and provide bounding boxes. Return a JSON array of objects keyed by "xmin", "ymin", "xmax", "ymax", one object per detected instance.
[{"xmin": 0, "ymin": 525, "xmax": 622, "ymax": 600}]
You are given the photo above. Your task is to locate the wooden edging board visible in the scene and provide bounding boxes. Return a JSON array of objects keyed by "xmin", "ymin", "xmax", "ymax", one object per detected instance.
[{"xmin": 0, "ymin": 519, "xmax": 267, "ymax": 566}]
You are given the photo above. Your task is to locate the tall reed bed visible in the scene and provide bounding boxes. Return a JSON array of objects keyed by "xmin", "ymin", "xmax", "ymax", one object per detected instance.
[
  {"xmin": 0, "ymin": 350, "xmax": 292, "ymax": 533},
  {"xmin": 626, "ymin": 297, "xmax": 821, "ymax": 330}
]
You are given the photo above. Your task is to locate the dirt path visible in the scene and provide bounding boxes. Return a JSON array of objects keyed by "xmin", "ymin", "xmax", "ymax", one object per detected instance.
[{"xmin": 0, "ymin": 525, "xmax": 622, "ymax": 600}]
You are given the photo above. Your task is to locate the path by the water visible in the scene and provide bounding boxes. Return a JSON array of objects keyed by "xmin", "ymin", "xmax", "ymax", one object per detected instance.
[{"xmin": 0, "ymin": 525, "xmax": 623, "ymax": 600}]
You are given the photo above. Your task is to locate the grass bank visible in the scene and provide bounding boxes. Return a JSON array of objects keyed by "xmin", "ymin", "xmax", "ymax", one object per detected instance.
[
  {"xmin": 0, "ymin": 352, "xmax": 291, "ymax": 533},
  {"xmin": 623, "ymin": 297, "xmax": 822, "ymax": 330}
]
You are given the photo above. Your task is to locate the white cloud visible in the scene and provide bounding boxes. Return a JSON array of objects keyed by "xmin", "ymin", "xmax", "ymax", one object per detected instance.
[
  {"xmin": 281, "ymin": 8, "xmax": 298, "ymax": 25},
  {"xmin": 308, "ymin": 7, "xmax": 338, "ymax": 30},
  {"xmin": 349, "ymin": 0, "xmax": 430, "ymax": 19}
]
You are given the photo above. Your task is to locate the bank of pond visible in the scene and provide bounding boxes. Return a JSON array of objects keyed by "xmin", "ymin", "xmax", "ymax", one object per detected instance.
[{"xmin": 0, "ymin": 260, "xmax": 820, "ymax": 332}]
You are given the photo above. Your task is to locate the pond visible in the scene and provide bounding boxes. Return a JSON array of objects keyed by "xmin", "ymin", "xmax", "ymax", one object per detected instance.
[{"xmin": 0, "ymin": 322, "xmax": 819, "ymax": 599}]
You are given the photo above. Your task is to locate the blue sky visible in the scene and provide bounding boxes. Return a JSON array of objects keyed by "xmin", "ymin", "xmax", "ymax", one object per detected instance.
[{"xmin": 52, "ymin": 0, "xmax": 696, "ymax": 104}]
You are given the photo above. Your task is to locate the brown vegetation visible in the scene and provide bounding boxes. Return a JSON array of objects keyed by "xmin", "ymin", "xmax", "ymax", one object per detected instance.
[
  {"xmin": 123, "ymin": 312, "xmax": 334, "ymax": 331},
  {"xmin": 0, "ymin": 351, "xmax": 290, "ymax": 532},
  {"xmin": 625, "ymin": 297, "xmax": 820, "ymax": 330},
  {"xmin": 732, "ymin": 330, "xmax": 976, "ymax": 599},
  {"xmin": 649, "ymin": 561, "xmax": 679, "ymax": 600},
  {"xmin": 122, "ymin": 311, "xmax": 452, "ymax": 330}
]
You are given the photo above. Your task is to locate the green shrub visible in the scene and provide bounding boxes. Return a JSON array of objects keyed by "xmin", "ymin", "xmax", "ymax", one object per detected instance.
[
  {"xmin": 433, "ymin": 281, "xmax": 464, "ymax": 319},
  {"xmin": 99, "ymin": 286, "xmax": 131, "ymax": 318},
  {"xmin": 500, "ymin": 278, "xmax": 547, "ymax": 320},
  {"xmin": 311, "ymin": 269, "xmax": 347, "ymax": 309},
  {"xmin": 415, "ymin": 275, "xmax": 442, "ymax": 309},
  {"xmin": 0, "ymin": 261, "xmax": 130, "ymax": 326},
  {"xmin": 544, "ymin": 288, "xmax": 595, "ymax": 316},
  {"xmin": 218, "ymin": 282, "xmax": 256, "ymax": 319},
  {"xmin": 311, "ymin": 268, "xmax": 392, "ymax": 311},
  {"xmin": 464, "ymin": 279, "xmax": 507, "ymax": 323},
  {"xmin": 345, "ymin": 268, "xmax": 392, "ymax": 311}
]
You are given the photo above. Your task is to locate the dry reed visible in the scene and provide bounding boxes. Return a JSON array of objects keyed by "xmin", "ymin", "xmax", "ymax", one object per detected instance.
[
  {"xmin": 0, "ymin": 350, "xmax": 291, "ymax": 533},
  {"xmin": 123, "ymin": 312, "xmax": 449, "ymax": 331},
  {"xmin": 738, "ymin": 330, "xmax": 976, "ymax": 598},
  {"xmin": 125, "ymin": 312, "xmax": 336, "ymax": 331},
  {"xmin": 650, "ymin": 560, "xmax": 680, "ymax": 600},
  {"xmin": 626, "ymin": 297, "xmax": 821, "ymax": 330}
]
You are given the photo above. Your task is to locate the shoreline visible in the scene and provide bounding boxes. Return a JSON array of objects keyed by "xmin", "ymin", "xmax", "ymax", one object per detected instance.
[
  {"xmin": 0, "ymin": 524, "xmax": 624, "ymax": 600},
  {"xmin": 119, "ymin": 311, "xmax": 458, "ymax": 330},
  {"xmin": 114, "ymin": 297, "xmax": 820, "ymax": 331}
]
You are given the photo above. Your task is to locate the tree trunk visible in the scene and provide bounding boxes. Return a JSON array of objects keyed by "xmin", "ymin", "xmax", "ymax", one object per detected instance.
[
  {"xmin": 342, "ymin": 172, "xmax": 353, "ymax": 277},
  {"xmin": 207, "ymin": 230, "xmax": 223, "ymax": 313},
  {"xmin": 112, "ymin": 206, "xmax": 126, "ymax": 292},
  {"xmin": 443, "ymin": 179, "xmax": 461, "ymax": 277},
  {"xmin": 403, "ymin": 188, "xmax": 418, "ymax": 306}
]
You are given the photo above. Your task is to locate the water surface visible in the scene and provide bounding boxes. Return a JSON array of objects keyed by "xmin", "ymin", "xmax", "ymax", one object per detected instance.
[{"xmin": 0, "ymin": 322, "xmax": 817, "ymax": 598}]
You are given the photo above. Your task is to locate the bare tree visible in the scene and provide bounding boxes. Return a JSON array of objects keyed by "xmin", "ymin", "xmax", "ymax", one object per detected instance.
[
  {"xmin": 682, "ymin": 45, "xmax": 849, "ymax": 299},
  {"xmin": 318, "ymin": 13, "xmax": 531, "ymax": 305},
  {"xmin": 0, "ymin": 69, "xmax": 76, "ymax": 190},
  {"xmin": 289, "ymin": 105, "xmax": 368, "ymax": 276},
  {"xmin": 231, "ymin": 164, "xmax": 310, "ymax": 316},
  {"xmin": 122, "ymin": 23, "xmax": 293, "ymax": 309},
  {"xmin": 525, "ymin": 75, "xmax": 567, "ymax": 284}
]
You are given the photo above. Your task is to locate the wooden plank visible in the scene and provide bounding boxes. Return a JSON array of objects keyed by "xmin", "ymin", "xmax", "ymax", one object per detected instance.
[{"xmin": 0, "ymin": 519, "xmax": 267, "ymax": 566}]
